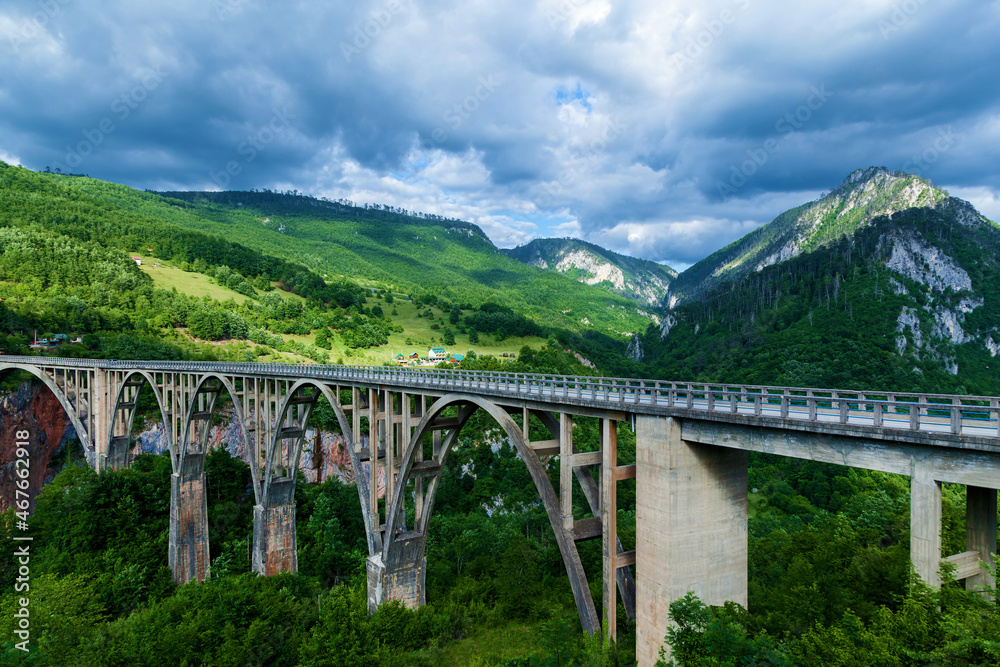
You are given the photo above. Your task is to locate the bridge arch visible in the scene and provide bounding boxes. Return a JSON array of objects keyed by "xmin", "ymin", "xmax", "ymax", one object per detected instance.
[
  {"xmin": 382, "ymin": 393, "xmax": 601, "ymax": 633},
  {"xmin": 260, "ymin": 378, "xmax": 377, "ymax": 553},
  {"xmin": 106, "ymin": 370, "xmax": 172, "ymax": 470},
  {"xmin": 174, "ymin": 372, "xmax": 260, "ymax": 476},
  {"xmin": 0, "ymin": 362, "xmax": 94, "ymax": 467}
]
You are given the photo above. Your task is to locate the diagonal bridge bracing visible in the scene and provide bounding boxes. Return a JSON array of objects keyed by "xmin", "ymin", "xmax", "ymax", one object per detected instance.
[{"xmin": 1, "ymin": 356, "xmax": 998, "ymax": 666}]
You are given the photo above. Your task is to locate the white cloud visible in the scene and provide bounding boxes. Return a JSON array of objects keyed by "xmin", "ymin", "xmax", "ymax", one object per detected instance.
[
  {"xmin": 945, "ymin": 186, "xmax": 1000, "ymax": 224},
  {"xmin": 0, "ymin": 149, "xmax": 21, "ymax": 166},
  {"xmin": 0, "ymin": 0, "xmax": 997, "ymax": 266}
]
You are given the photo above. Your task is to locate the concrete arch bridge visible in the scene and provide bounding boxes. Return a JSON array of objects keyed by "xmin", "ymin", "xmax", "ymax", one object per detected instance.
[{"xmin": 2, "ymin": 356, "xmax": 998, "ymax": 666}]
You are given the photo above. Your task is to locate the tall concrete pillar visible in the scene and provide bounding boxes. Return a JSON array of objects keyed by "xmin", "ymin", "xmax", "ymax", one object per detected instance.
[
  {"xmin": 169, "ymin": 453, "xmax": 210, "ymax": 583},
  {"xmin": 367, "ymin": 538, "xmax": 426, "ymax": 614},
  {"xmin": 107, "ymin": 437, "xmax": 130, "ymax": 470},
  {"xmin": 966, "ymin": 486, "xmax": 997, "ymax": 592},
  {"xmin": 92, "ymin": 369, "xmax": 111, "ymax": 472},
  {"xmin": 252, "ymin": 478, "xmax": 298, "ymax": 575},
  {"xmin": 635, "ymin": 416, "xmax": 748, "ymax": 667},
  {"xmin": 910, "ymin": 464, "xmax": 942, "ymax": 587}
]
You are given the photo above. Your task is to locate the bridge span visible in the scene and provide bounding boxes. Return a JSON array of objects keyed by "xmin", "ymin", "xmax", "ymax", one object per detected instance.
[{"xmin": 2, "ymin": 355, "xmax": 998, "ymax": 665}]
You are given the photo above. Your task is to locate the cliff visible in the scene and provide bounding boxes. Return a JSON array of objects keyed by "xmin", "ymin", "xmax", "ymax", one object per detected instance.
[{"xmin": 0, "ymin": 382, "xmax": 78, "ymax": 512}]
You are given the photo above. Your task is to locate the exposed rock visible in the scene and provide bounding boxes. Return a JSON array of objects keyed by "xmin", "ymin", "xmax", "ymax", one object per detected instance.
[
  {"xmin": 885, "ymin": 230, "xmax": 972, "ymax": 293},
  {"xmin": 929, "ymin": 306, "xmax": 972, "ymax": 346},
  {"xmin": 986, "ymin": 335, "xmax": 1000, "ymax": 358},
  {"xmin": 896, "ymin": 307, "xmax": 923, "ymax": 353},
  {"xmin": 569, "ymin": 351, "xmax": 596, "ymax": 369},
  {"xmin": 659, "ymin": 313, "xmax": 678, "ymax": 339},
  {"xmin": 504, "ymin": 238, "xmax": 675, "ymax": 307},
  {"xmin": 128, "ymin": 406, "xmax": 356, "ymax": 485},
  {"xmin": 0, "ymin": 382, "xmax": 77, "ymax": 512},
  {"xmin": 626, "ymin": 335, "xmax": 644, "ymax": 362}
]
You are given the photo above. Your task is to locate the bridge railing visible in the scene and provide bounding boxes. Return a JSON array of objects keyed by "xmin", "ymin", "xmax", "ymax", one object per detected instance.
[{"xmin": 3, "ymin": 355, "xmax": 998, "ymax": 438}]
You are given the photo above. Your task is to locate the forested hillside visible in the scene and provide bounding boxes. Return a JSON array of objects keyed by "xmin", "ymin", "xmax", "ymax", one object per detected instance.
[
  {"xmin": 503, "ymin": 237, "xmax": 676, "ymax": 307},
  {"xmin": 37, "ymin": 171, "xmax": 652, "ymax": 338},
  {"xmin": 638, "ymin": 171, "xmax": 1000, "ymax": 398},
  {"xmin": 668, "ymin": 167, "xmax": 969, "ymax": 305},
  {"xmin": 0, "ymin": 162, "xmax": 636, "ymax": 367}
]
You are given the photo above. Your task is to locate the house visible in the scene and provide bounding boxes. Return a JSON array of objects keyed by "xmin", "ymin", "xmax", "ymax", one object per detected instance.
[
  {"xmin": 131, "ymin": 256, "xmax": 142, "ymax": 265},
  {"xmin": 428, "ymin": 347, "xmax": 448, "ymax": 361},
  {"xmin": 408, "ymin": 352, "xmax": 421, "ymax": 364},
  {"xmin": 394, "ymin": 354, "xmax": 407, "ymax": 365},
  {"xmin": 51, "ymin": 334, "xmax": 69, "ymax": 344},
  {"xmin": 447, "ymin": 354, "xmax": 464, "ymax": 364}
]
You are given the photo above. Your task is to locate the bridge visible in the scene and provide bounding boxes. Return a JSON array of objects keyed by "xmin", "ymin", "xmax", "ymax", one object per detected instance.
[{"xmin": 2, "ymin": 355, "xmax": 998, "ymax": 666}]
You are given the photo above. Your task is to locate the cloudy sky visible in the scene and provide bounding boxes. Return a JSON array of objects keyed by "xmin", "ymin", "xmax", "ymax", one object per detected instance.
[{"xmin": 1, "ymin": 0, "xmax": 998, "ymax": 269}]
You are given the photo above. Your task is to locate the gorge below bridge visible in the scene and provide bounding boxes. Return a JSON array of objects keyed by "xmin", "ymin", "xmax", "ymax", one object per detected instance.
[{"xmin": 2, "ymin": 355, "xmax": 999, "ymax": 666}]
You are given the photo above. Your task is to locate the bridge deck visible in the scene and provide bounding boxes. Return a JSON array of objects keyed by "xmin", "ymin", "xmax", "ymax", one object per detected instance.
[{"xmin": 3, "ymin": 356, "xmax": 998, "ymax": 451}]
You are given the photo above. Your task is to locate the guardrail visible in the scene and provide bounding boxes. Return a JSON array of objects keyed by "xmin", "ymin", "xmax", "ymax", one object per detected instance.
[{"xmin": 3, "ymin": 355, "xmax": 998, "ymax": 438}]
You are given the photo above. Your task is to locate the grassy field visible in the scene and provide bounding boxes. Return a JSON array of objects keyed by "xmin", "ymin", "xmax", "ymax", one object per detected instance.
[
  {"xmin": 136, "ymin": 256, "xmax": 256, "ymax": 304},
  {"xmin": 378, "ymin": 298, "xmax": 547, "ymax": 363},
  {"xmin": 142, "ymin": 264, "xmax": 540, "ymax": 366}
]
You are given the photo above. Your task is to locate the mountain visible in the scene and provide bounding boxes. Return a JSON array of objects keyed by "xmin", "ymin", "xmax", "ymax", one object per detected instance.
[
  {"xmin": 668, "ymin": 167, "xmax": 965, "ymax": 306},
  {"xmin": 0, "ymin": 162, "xmax": 657, "ymax": 376},
  {"xmin": 638, "ymin": 168, "xmax": 1000, "ymax": 396},
  {"xmin": 503, "ymin": 237, "xmax": 676, "ymax": 308},
  {"xmin": 137, "ymin": 189, "xmax": 654, "ymax": 338}
]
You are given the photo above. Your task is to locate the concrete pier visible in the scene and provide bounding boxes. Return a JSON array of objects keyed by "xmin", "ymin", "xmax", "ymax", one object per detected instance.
[
  {"xmin": 966, "ymin": 486, "xmax": 997, "ymax": 591},
  {"xmin": 910, "ymin": 464, "xmax": 943, "ymax": 588},
  {"xmin": 367, "ymin": 538, "xmax": 426, "ymax": 613},
  {"xmin": 252, "ymin": 478, "xmax": 298, "ymax": 575},
  {"xmin": 635, "ymin": 416, "xmax": 748, "ymax": 667},
  {"xmin": 168, "ymin": 453, "xmax": 210, "ymax": 583}
]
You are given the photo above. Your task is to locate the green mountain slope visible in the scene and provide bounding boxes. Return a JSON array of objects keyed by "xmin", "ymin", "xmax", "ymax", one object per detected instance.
[
  {"xmin": 638, "ymin": 190, "xmax": 1000, "ymax": 395},
  {"xmin": 74, "ymin": 184, "xmax": 652, "ymax": 338},
  {"xmin": 503, "ymin": 237, "xmax": 676, "ymax": 307},
  {"xmin": 668, "ymin": 167, "xmax": 967, "ymax": 305}
]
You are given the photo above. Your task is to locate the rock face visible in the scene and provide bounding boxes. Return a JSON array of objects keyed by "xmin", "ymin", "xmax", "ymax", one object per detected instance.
[
  {"xmin": 626, "ymin": 335, "xmax": 644, "ymax": 362},
  {"xmin": 128, "ymin": 407, "xmax": 357, "ymax": 485},
  {"xmin": 0, "ymin": 382, "xmax": 77, "ymax": 512},
  {"xmin": 0, "ymin": 384, "xmax": 358, "ymax": 513},
  {"xmin": 669, "ymin": 167, "xmax": 987, "ymax": 304},
  {"xmin": 504, "ymin": 237, "xmax": 676, "ymax": 306}
]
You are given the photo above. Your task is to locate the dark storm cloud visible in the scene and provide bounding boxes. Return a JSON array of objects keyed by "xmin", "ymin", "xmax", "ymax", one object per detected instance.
[{"xmin": 1, "ymin": 0, "xmax": 998, "ymax": 264}]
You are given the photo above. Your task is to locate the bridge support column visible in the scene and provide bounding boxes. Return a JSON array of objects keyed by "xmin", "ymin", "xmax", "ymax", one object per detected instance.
[
  {"xmin": 168, "ymin": 453, "xmax": 210, "ymax": 583},
  {"xmin": 92, "ymin": 369, "xmax": 111, "ymax": 472},
  {"xmin": 966, "ymin": 486, "xmax": 997, "ymax": 592},
  {"xmin": 252, "ymin": 479, "xmax": 298, "ymax": 575},
  {"xmin": 635, "ymin": 416, "xmax": 748, "ymax": 667},
  {"xmin": 367, "ymin": 539, "xmax": 426, "ymax": 614},
  {"xmin": 910, "ymin": 465, "xmax": 942, "ymax": 587},
  {"xmin": 107, "ymin": 436, "xmax": 130, "ymax": 470}
]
